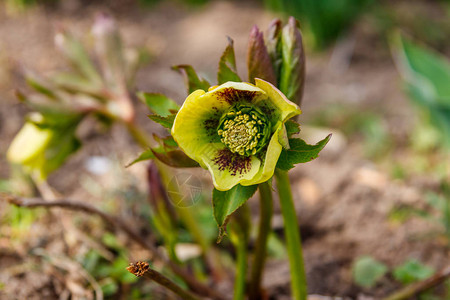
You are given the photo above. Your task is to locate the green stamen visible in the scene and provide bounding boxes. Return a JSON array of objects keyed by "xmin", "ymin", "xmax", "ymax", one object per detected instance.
[{"xmin": 217, "ymin": 104, "xmax": 270, "ymax": 156}]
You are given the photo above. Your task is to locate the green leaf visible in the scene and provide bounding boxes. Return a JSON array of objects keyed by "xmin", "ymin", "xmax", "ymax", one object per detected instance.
[
  {"xmin": 148, "ymin": 114, "xmax": 176, "ymax": 129},
  {"xmin": 171, "ymin": 65, "xmax": 210, "ymax": 94},
  {"xmin": 247, "ymin": 25, "xmax": 276, "ymax": 84},
  {"xmin": 285, "ymin": 119, "xmax": 301, "ymax": 137},
  {"xmin": 42, "ymin": 130, "xmax": 81, "ymax": 177},
  {"xmin": 55, "ymin": 29, "xmax": 103, "ymax": 87},
  {"xmin": 25, "ymin": 74, "xmax": 58, "ymax": 100},
  {"xmin": 213, "ymin": 184, "xmax": 258, "ymax": 241},
  {"xmin": 51, "ymin": 72, "xmax": 104, "ymax": 95},
  {"xmin": 393, "ymin": 259, "xmax": 435, "ymax": 285},
  {"xmin": 394, "ymin": 34, "xmax": 450, "ymax": 145},
  {"xmin": 279, "ymin": 17, "xmax": 305, "ymax": 106},
  {"xmin": 92, "ymin": 14, "xmax": 127, "ymax": 95},
  {"xmin": 151, "ymin": 148, "xmax": 199, "ymax": 168},
  {"xmin": 137, "ymin": 92, "xmax": 180, "ymax": 117},
  {"xmin": 352, "ymin": 256, "xmax": 388, "ymax": 288},
  {"xmin": 217, "ymin": 37, "xmax": 242, "ymax": 84},
  {"xmin": 276, "ymin": 134, "xmax": 331, "ymax": 171},
  {"xmin": 126, "ymin": 149, "xmax": 155, "ymax": 167},
  {"xmin": 153, "ymin": 134, "xmax": 178, "ymax": 148},
  {"xmin": 396, "ymin": 34, "xmax": 450, "ymax": 102}
]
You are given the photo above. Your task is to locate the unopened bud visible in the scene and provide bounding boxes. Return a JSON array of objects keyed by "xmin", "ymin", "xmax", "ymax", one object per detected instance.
[
  {"xmin": 279, "ymin": 17, "xmax": 305, "ymax": 106},
  {"xmin": 247, "ymin": 25, "xmax": 276, "ymax": 84}
]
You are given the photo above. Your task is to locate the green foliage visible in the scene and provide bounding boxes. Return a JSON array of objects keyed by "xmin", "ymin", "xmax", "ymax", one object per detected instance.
[
  {"xmin": 7, "ymin": 113, "xmax": 82, "ymax": 180},
  {"xmin": 276, "ymin": 135, "xmax": 331, "ymax": 171},
  {"xmin": 126, "ymin": 149, "xmax": 156, "ymax": 167},
  {"xmin": 172, "ymin": 65, "xmax": 211, "ymax": 94},
  {"xmin": 217, "ymin": 38, "xmax": 242, "ymax": 84},
  {"xmin": 263, "ymin": 0, "xmax": 372, "ymax": 49},
  {"xmin": 128, "ymin": 130, "xmax": 198, "ymax": 168},
  {"xmin": 138, "ymin": 92, "xmax": 180, "ymax": 117},
  {"xmin": 151, "ymin": 147, "xmax": 199, "ymax": 168},
  {"xmin": 393, "ymin": 34, "xmax": 450, "ymax": 147},
  {"xmin": 7, "ymin": 15, "xmax": 149, "ymax": 179},
  {"xmin": 352, "ymin": 256, "xmax": 388, "ymax": 288},
  {"xmin": 80, "ymin": 233, "xmax": 138, "ymax": 297},
  {"xmin": 212, "ymin": 185, "xmax": 258, "ymax": 240},
  {"xmin": 252, "ymin": 18, "xmax": 305, "ymax": 105},
  {"xmin": 285, "ymin": 119, "xmax": 301, "ymax": 136},
  {"xmin": 423, "ymin": 185, "xmax": 450, "ymax": 244},
  {"xmin": 148, "ymin": 114, "xmax": 176, "ymax": 129},
  {"xmin": 393, "ymin": 259, "xmax": 435, "ymax": 285},
  {"xmin": 389, "ymin": 182, "xmax": 450, "ymax": 247}
]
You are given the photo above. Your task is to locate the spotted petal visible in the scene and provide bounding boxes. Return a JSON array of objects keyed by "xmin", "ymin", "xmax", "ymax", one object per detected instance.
[
  {"xmin": 200, "ymin": 143, "xmax": 262, "ymax": 191},
  {"xmin": 172, "ymin": 83, "xmax": 266, "ymax": 166},
  {"xmin": 172, "ymin": 79, "xmax": 301, "ymax": 191},
  {"xmin": 239, "ymin": 121, "xmax": 284, "ymax": 186}
]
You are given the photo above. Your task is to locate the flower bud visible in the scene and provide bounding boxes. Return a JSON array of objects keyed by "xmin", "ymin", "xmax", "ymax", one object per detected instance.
[
  {"xmin": 247, "ymin": 25, "xmax": 276, "ymax": 85},
  {"xmin": 279, "ymin": 17, "xmax": 305, "ymax": 106}
]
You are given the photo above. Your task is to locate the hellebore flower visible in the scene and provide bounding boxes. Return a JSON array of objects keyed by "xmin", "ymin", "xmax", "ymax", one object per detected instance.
[
  {"xmin": 171, "ymin": 78, "xmax": 301, "ymax": 191},
  {"xmin": 7, "ymin": 113, "xmax": 81, "ymax": 180}
]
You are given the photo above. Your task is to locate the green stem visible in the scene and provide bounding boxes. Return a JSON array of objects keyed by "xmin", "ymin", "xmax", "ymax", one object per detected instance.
[
  {"xmin": 248, "ymin": 182, "xmax": 273, "ymax": 300},
  {"xmin": 156, "ymin": 161, "xmax": 210, "ymax": 254},
  {"xmin": 275, "ymin": 169, "xmax": 307, "ymax": 300},
  {"xmin": 230, "ymin": 205, "xmax": 250, "ymax": 300},
  {"xmin": 232, "ymin": 231, "xmax": 247, "ymax": 300},
  {"xmin": 125, "ymin": 121, "xmax": 210, "ymax": 254},
  {"xmin": 125, "ymin": 121, "xmax": 151, "ymax": 148}
]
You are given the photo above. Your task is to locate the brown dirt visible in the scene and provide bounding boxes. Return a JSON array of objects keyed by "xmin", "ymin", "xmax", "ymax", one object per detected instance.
[{"xmin": 0, "ymin": 0, "xmax": 449, "ymax": 299}]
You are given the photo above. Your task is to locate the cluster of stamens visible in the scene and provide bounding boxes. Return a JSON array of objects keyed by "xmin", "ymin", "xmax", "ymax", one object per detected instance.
[{"xmin": 217, "ymin": 106, "xmax": 269, "ymax": 156}]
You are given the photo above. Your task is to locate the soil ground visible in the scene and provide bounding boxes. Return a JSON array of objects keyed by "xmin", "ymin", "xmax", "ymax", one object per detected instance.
[{"xmin": 0, "ymin": 0, "xmax": 449, "ymax": 299}]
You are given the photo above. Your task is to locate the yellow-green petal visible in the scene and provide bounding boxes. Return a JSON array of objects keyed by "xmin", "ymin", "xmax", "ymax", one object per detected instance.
[
  {"xmin": 240, "ymin": 122, "xmax": 284, "ymax": 186},
  {"xmin": 200, "ymin": 143, "xmax": 262, "ymax": 191},
  {"xmin": 172, "ymin": 80, "xmax": 301, "ymax": 191},
  {"xmin": 172, "ymin": 82, "xmax": 266, "ymax": 164},
  {"xmin": 171, "ymin": 89, "xmax": 217, "ymax": 164},
  {"xmin": 254, "ymin": 78, "xmax": 301, "ymax": 122},
  {"xmin": 7, "ymin": 122, "xmax": 53, "ymax": 164}
]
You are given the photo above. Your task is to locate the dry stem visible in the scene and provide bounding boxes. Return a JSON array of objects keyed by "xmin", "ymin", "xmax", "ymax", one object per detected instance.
[
  {"xmin": 384, "ymin": 265, "xmax": 450, "ymax": 300},
  {"xmin": 1, "ymin": 193, "xmax": 226, "ymax": 300},
  {"xmin": 127, "ymin": 261, "xmax": 202, "ymax": 300}
]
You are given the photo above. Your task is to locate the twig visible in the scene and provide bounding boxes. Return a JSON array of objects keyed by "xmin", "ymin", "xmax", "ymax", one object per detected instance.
[
  {"xmin": 127, "ymin": 261, "xmax": 202, "ymax": 300},
  {"xmin": 2, "ymin": 194, "xmax": 159, "ymax": 252},
  {"xmin": 1, "ymin": 193, "xmax": 226, "ymax": 300},
  {"xmin": 383, "ymin": 265, "xmax": 450, "ymax": 300}
]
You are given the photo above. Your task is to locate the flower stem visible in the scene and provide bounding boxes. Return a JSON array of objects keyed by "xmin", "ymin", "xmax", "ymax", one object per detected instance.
[
  {"xmin": 275, "ymin": 169, "xmax": 307, "ymax": 300},
  {"xmin": 127, "ymin": 261, "xmax": 202, "ymax": 300},
  {"xmin": 156, "ymin": 161, "xmax": 210, "ymax": 254},
  {"xmin": 230, "ymin": 205, "xmax": 250, "ymax": 300},
  {"xmin": 125, "ymin": 121, "xmax": 210, "ymax": 255},
  {"xmin": 232, "ymin": 231, "xmax": 247, "ymax": 300},
  {"xmin": 125, "ymin": 121, "xmax": 151, "ymax": 148},
  {"xmin": 248, "ymin": 181, "xmax": 273, "ymax": 300}
]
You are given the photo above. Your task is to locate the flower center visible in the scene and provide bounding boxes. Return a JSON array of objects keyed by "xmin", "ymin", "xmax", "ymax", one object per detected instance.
[{"xmin": 217, "ymin": 104, "xmax": 270, "ymax": 156}]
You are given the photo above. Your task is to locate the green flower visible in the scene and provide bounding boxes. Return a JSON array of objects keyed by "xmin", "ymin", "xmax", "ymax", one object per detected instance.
[
  {"xmin": 171, "ymin": 78, "xmax": 301, "ymax": 191},
  {"xmin": 7, "ymin": 113, "xmax": 81, "ymax": 180}
]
